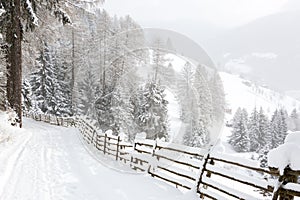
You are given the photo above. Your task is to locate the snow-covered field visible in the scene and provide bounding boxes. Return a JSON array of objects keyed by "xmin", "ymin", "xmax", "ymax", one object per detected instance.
[
  {"xmin": 215, "ymin": 72, "xmax": 300, "ymax": 152},
  {"xmin": 0, "ymin": 113, "xmax": 198, "ymax": 200},
  {"xmin": 220, "ymin": 72, "xmax": 300, "ymax": 117}
]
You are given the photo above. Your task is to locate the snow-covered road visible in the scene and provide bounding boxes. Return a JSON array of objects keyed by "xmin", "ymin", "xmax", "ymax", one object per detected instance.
[{"xmin": 0, "ymin": 117, "xmax": 197, "ymax": 200}]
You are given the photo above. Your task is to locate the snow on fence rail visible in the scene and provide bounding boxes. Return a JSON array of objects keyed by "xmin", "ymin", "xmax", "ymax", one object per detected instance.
[
  {"xmin": 198, "ymin": 152, "xmax": 280, "ymax": 200},
  {"xmin": 23, "ymin": 112, "xmax": 300, "ymax": 200}
]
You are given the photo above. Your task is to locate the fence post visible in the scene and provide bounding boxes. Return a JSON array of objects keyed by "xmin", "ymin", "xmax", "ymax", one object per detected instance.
[
  {"xmin": 56, "ymin": 116, "xmax": 59, "ymax": 126},
  {"xmin": 116, "ymin": 136, "xmax": 120, "ymax": 161},
  {"xmin": 103, "ymin": 133, "xmax": 107, "ymax": 155},
  {"xmin": 197, "ymin": 153, "xmax": 210, "ymax": 198},
  {"xmin": 273, "ymin": 166, "xmax": 298, "ymax": 200},
  {"xmin": 91, "ymin": 130, "xmax": 96, "ymax": 147}
]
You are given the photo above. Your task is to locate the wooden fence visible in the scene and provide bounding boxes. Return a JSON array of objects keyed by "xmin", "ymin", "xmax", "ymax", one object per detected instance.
[{"xmin": 24, "ymin": 112, "xmax": 300, "ymax": 200}]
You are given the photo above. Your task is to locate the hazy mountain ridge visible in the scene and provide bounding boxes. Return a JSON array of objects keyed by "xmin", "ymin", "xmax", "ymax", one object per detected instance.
[{"xmin": 204, "ymin": 11, "xmax": 300, "ymax": 92}]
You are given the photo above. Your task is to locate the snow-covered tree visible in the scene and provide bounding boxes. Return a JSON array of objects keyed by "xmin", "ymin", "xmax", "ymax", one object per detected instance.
[
  {"xmin": 152, "ymin": 38, "xmax": 168, "ymax": 83},
  {"xmin": 248, "ymin": 108, "xmax": 270, "ymax": 152},
  {"xmin": 22, "ymin": 79, "xmax": 32, "ymax": 112},
  {"xmin": 29, "ymin": 42, "xmax": 72, "ymax": 116},
  {"xmin": 258, "ymin": 143, "xmax": 270, "ymax": 168},
  {"xmin": 183, "ymin": 118, "xmax": 210, "ymax": 148},
  {"xmin": 133, "ymin": 81, "xmax": 169, "ymax": 140},
  {"xmin": 77, "ymin": 70, "xmax": 98, "ymax": 119},
  {"xmin": 54, "ymin": 61, "xmax": 72, "ymax": 116},
  {"xmin": 0, "ymin": 0, "xmax": 71, "ymax": 127},
  {"xmin": 209, "ymin": 70, "xmax": 225, "ymax": 123},
  {"xmin": 288, "ymin": 108, "xmax": 300, "ymax": 131},
  {"xmin": 194, "ymin": 64, "xmax": 213, "ymax": 127},
  {"xmin": 30, "ymin": 42, "xmax": 55, "ymax": 114},
  {"xmin": 269, "ymin": 109, "xmax": 288, "ymax": 149},
  {"xmin": 177, "ymin": 61, "xmax": 195, "ymax": 122},
  {"xmin": 229, "ymin": 108, "xmax": 250, "ymax": 152},
  {"xmin": 248, "ymin": 107, "xmax": 263, "ymax": 151}
]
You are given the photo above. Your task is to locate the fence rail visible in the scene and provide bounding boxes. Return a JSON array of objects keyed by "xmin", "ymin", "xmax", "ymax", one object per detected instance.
[{"xmin": 23, "ymin": 112, "xmax": 300, "ymax": 200}]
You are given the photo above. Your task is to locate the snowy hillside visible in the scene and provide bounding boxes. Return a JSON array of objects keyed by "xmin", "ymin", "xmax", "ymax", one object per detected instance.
[
  {"xmin": 216, "ymin": 71, "xmax": 300, "ymax": 155},
  {"xmin": 220, "ymin": 72, "xmax": 300, "ymax": 117}
]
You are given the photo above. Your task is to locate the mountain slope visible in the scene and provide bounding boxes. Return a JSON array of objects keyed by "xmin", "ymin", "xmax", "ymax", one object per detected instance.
[
  {"xmin": 220, "ymin": 72, "xmax": 300, "ymax": 117},
  {"xmin": 205, "ymin": 11, "xmax": 300, "ymax": 91}
]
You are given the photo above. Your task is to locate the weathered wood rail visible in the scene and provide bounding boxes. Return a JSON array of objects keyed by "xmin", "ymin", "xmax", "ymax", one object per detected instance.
[{"xmin": 23, "ymin": 112, "xmax": 300, "ymax": 200}]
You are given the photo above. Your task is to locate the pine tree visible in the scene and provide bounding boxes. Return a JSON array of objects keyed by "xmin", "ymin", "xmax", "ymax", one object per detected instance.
[
  {"xmin": 22, "ymin": 79, "xmax": 32, "ymax": 112},
  {"xmin": 54, "ymin": 60, "xmax": 72, "ymax": 116},
  {"xmin": 0, "ymin": 0, "xmax": 71, "ymax": 127},
  {"xmin": 177, "ymin": 61, "xmax": 195, "ymax": 122},
  {"xmin": 258, "ymin": 143, "xmax": 270, "ymax": 168},
  {"xmin": 95, "ymin": 87, "xmax": 115, "ymax": 132},
  {"xmin": 133, "ymin": 81, "xmax": 169, "ymax": 140},
  {"xmin": 30, "ymin": 42, "xmax": 55, "ymax": 114},
  {"xmin": 258, "ymin": 107, "xmax": 270, "ymax": 150},
  {"xmin": 257, "ymin": 108, "xmax": 271, "ymax": 167},
  {"xmin": 78, "ymin": 70, "xmax": 98, "ymax": 119},
  {"xmin": 152, "ymin": 38, "xmax": 168, "ymax": 83},
  {"xmin": 289, "ymin": 108, "xmax": 300, "ymax": 131},
  {"xmin": 229, "ymin": 108, "xmax": 250, "ymax": 152},
  {"xmin": 193, "ymin": 64, "xmax": 213, "ymax": 127},
  {"xmin": 248, "ymin": 107, "xmax": 260, "ymax": 152},
  {"xmin": 270, "ymin": 109, "xmax": 288, "ymax": 149},
  {"xmin": 183, "ymin": 118, "xmax": 210, "ymax": 148},
  {"xmin": 209, "ymin": 70, "xmax": 225, "ymax": 123},
  {"xmin": 278, "ymin": 108, "xmax": 288, "ymax": 144}
]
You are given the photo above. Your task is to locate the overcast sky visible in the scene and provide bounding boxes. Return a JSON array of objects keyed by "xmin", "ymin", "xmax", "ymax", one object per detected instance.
[{"xmin": 104, "ymin": 0, "xmax": 292, "ymax": 28}]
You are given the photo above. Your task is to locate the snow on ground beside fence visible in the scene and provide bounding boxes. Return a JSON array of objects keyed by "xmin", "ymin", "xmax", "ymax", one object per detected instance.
[
  {"xmin": 268, "ymin": 131, "xmax": 300, "ymax": 174},
  {"xmin": 0, "ymin": 112, "xmax": 199, "ymax": 200}
]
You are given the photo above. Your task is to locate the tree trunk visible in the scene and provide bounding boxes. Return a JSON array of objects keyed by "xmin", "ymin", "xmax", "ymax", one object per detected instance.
[
  {"xmin": 71, "ymin": 29, "xmax": 75, "ymax": 115},
  {"xmin": 6, "ymin": 0, "xmax": 22, "ymax": 127}
]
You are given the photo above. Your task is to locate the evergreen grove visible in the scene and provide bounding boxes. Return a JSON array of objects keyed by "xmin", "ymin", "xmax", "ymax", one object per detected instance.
[{"xmin": 228, "ymin": 107, "xmax": 300, "ymax": 167}]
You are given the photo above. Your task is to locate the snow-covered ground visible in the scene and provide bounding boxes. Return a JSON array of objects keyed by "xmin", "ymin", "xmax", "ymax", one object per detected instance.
[
  {"xmin": 164, "ymin": 89, "xmax": 183, "ymax": 143},
  {"xmin": 215, "ymin": 72, "xmax": 300, "ymax": 153},
  {"xmin": 0, "ymin": 113, "xmax": 198, "ymax": 200},
  {"xmin": 220, "ymin": 72, "xmax": 300, "ymax": 117}
]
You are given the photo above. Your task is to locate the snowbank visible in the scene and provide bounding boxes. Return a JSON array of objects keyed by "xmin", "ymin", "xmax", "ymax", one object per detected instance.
[{"xmin": 268, "ymin": 131, "xmax": 300, "ymax": 174}]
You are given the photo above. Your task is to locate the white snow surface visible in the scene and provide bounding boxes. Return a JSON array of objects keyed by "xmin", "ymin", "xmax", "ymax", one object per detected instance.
[
  {"xmin": 164, "ymin": 89, "xmax": 182, "ymax": 142},
  {"xmin": 0, "ymin": 113, "xmax": 198, "ymax": 200},
  {"xmin": 216, "ymin": 72, "xmax": 300, "ymax": 154},
  {"xmin": 219, "ymin": 72, "xmax": 300, "ymax": 117},
  {"xmin": 268, "ymin": 131, "xmax": 300, "ymax": 174}
]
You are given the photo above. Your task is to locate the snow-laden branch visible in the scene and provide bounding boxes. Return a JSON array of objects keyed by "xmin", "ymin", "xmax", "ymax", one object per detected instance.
[
  {"xmin": 0, "ymin": 8, "xmax": 5, "ymax": 16},
  {"xmin": 25, "ymin": 0, "xmax": 38, "ymax": 26}
]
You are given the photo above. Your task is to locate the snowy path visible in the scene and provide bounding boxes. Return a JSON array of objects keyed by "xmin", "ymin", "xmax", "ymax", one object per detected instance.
[{"xmin": 0, "ymin": 118, "xmax": 196, "ymax": 200}]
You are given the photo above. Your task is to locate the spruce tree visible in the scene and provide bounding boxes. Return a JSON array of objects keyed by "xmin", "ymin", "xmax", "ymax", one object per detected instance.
[
  {"xmin": 278, "ymin": 108, "xmax": 288, "ymax": 144},
  {"xmin": 270, "ymin": 109, "xmax": 288, "ymax": 149},
  {"xmin": 194, "ymin": 64, "xmax": 213, "ymax": 127},
  {"xmin": 289, "ymin": 108, "xmax": 299, "ymax": 131},
  {"xmin": 183, "ymin": 118, "xmax": 210, "ymax": 148},
  {"xmin": 209, "ymin": 70, "xmax": 225, "ymax": 123},
  {"xmin": 177, "ymin": 61, "xmax": 195, "ymax": 122},
  {"xmin": 30, "ymin": 42, "xmax": 55, "ymax": 114},
  {"xmin": 95, "ymin": 87, "xmax": 115, "ymax": 132},
  {"xmin": 248, "ymin": 107, "xmax": 260, "ymax": 152},
  {"xmin": 54, "ymin": 61, "xmax": 72, "ymax": 116},
  {"xmin": 0, "ymin": 0, "xmax": 71, "ymax": 127},
  {"xmin": 22, "ymin": 79, "xmax": 32, "ymax": 112},
  {"xmin": 77, "ymin": 70, "xmax": 98, "ymax": 119},
  {"xmin": 133, "ymin": 81, "xmax": 169, "ymax": 140},
  {"xmin": 229, "ymin": 108, "xmax": 250, "ymax": 152},
  {"xmin": 258, "ymin": 107, "xmax": 270, "ymax": 146}
]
